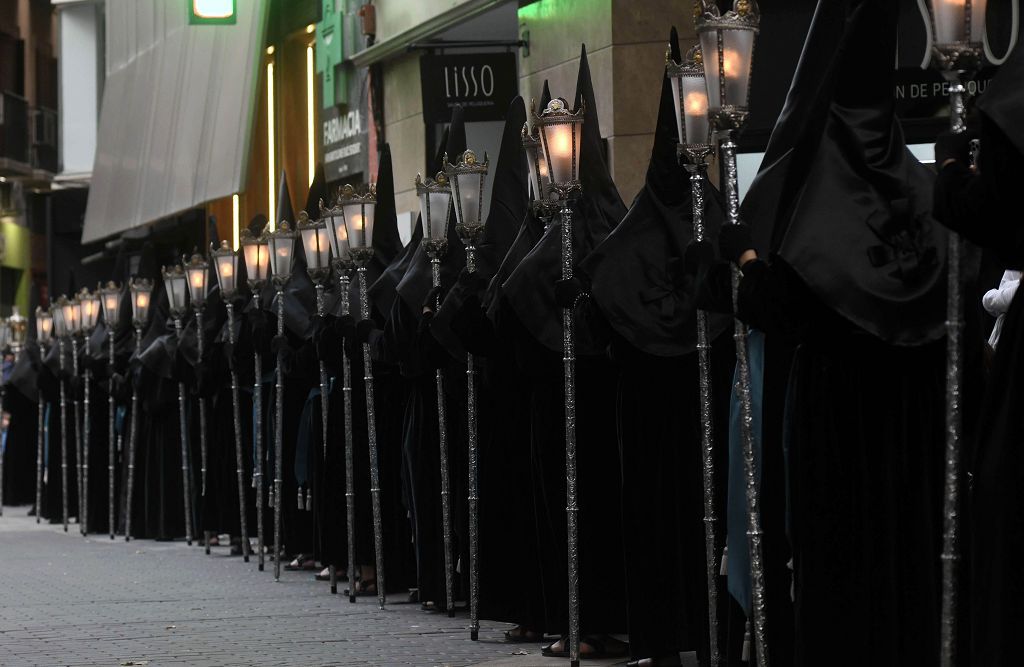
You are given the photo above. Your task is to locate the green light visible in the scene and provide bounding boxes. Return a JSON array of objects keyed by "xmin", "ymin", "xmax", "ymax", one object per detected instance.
[{"xmin": 189, "ymin": 0, "xmax": 236, "ymax": 25}]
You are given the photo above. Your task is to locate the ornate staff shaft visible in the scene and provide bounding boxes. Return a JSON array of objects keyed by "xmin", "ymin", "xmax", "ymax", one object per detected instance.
[
  {"xmin": 340, "ymin": 274, "xmax": 356, "ymax": 604},
  {"xmin": 82, "ymin": 365, "xmax": 92, "ymax": 534},
  {"xmin": 686, "ymin": 158, "xmax": 722, "ymax": 665},
  {"xmin": 431, "ymin": 258, "xmax": 456, "ymax": 618},
  {"xmin": 124, "ymin": 327, "xmax": 142, "ymax": 541},
  {"xmin": 59, "ymin": 337, "xmax": 69, "ymax": 531},
  {"xmin": 560, "ymin": 203, "xmax": 581, "ymax": 667},
  {"xmin": 465, "ymin": 245, "xmax": 481, "ymax": 641},
  {"xmin": 36, "ymin": 384, "xmax": 46, "ymax": 524},
  {"xmin": 226, "ymin": 302, "xmax": 250, "ymax": 562},
  {"xmin": 940, "ymin": 78, "xmax": 968, "ymax": 667},
  {"xmin": 273, "ymin": 289, "xmax": 285, "ymax": 581},
  {"xmin": 72, "ymin": 336, "xmax": 84, "ymax": 533},
  {"xmin": 253, "ymin": 293, "xmax": 266, "ymax": 570},
  {"xmin": 173, "ymin": 317, "xmax": 194, "ymax": 545},
  {"xmin": 721, "ymin": 131, "xmax": 769, "ymax": 667},
  {"xmin": 108, "ymin": 334, "xmax": 116, "ymax": 538},
  {"xmin": 197, "ymin": 309, "xmax": 208, "ymax": 499},
  {"xmin": 357, "ymin": 266, "xmax": 386, "ymax": 609}
]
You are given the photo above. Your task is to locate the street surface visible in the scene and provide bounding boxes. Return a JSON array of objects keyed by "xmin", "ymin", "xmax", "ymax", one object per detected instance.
[{"xmin": 0, "ymin": 506, "xmax": 645, "ymax": 666}]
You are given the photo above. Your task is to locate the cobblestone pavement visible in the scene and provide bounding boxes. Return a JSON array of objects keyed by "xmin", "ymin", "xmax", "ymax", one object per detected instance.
[{"xmin": 0, "ymin": 507, "xmax": 640, "ymax": 667}]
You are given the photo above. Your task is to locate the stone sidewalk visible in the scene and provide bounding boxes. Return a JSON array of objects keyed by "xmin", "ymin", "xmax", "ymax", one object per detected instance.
[{"xmin": 0, "ymin": 507, "xmax": 638, "ymax": 667}]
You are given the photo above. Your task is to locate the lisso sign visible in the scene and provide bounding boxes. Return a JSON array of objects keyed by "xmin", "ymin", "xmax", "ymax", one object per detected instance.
[
  {"xmin": 420, "ymin": 52, "xmax": 517, "ymax": 123},
  {"xmin": 322, "ymin": 106, "xmax": 367, "ymax": 182}
]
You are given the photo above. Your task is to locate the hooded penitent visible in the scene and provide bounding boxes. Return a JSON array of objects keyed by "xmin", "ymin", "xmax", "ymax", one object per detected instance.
[
  {"xmin": 743, "ymin": 0, "xmax": 947, "ymax": 346},
  {"xmin": 501, "ymin": 46, "xmax": 626, "ymax": 353},
  {"xmin": 431, "ymin": 96, "xmax": 530, "ymax": 358},
  {"xmin": 395, "ymin": 106, "xmax": 468, "ymax": 326},
  {"xmin": 737, "ymin": 3, "xmax": 950, "ymax": 665}
]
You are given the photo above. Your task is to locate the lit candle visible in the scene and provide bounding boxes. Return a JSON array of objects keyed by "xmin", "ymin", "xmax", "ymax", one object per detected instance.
[
  {"xmin": 722, "ymin": 49, "xmax": 741, "ymax": 79},
  {"xmin": 191, "ymin": 272, "xmax": 205, "ymax": 289},
  {"xmin": 136, "ymin": 294, "xmax": 149, "ymax": 309},
  {"xmin": 219, "ymin": 262, "xmax": 233, "ymax": 278}
]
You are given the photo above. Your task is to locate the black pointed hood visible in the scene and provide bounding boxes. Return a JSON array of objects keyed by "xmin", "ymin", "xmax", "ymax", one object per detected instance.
[
  {"xmin": 367, "ymin": 126, "xmax": 450, "ymax": 323},
  {"xmin": 337, "ymin": 143, "xmax": 405, "ymax": 317},
  {"xmin": 432, "ymin": 96, "xmax": 530, "ymax": 352},
  {"xmin": 396, "ymin": 106, "xmax": 468, "ymax": 321},
  {"xmin": 501, "ymin": 46, "xmax": 627, "ymax": 353},
  {"xmin": 276, "ymin": 170, "xmax": 295, "ymax": 228},
  {"xmin": 582, "ymin": 27, "xmax": 731, "ymax": 357},
  {"xmin": 977, "ymin": 36, "xmax": 1024, "ymax": 156},
  {"xmin": 743, "ymin": 0, "xmax": 947, "ymax": 345}
]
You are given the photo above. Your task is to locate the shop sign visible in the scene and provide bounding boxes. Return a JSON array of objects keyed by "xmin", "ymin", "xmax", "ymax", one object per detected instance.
[{"xmin": 420, "ymin": 52, "xmax": 518, "ymax": 123}]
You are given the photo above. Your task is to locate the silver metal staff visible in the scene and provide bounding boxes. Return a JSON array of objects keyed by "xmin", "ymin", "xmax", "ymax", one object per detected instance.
[
  {"xmin": 184, "ymin": 253, "xmax": 212, "ymax": 553},
  {"xmin": 77, "ymin": 289, "xmax": 102, "ymax": 535},
  {"xmin": 52, "ymin": 298, "xmax": 71, "ymax": 531},
  {"xmin": 99, "ymin": 283, "xmax": 124, "ymax": 539},
  {"xmin": 416, "ymin": 171, "xmax": 457, "ymax": 617},
  {"xmin": 267, "ymin": 220, "xmax": 297, "ymax": 582},
  {"xmin": 124, "ymin": 278, "xmax": 154, "ymax": 541},
  {"xmin": 35, "ymin": 307, "xmax": 54, "ymax": 524},
  {"xmin": 65, "ymin": 296, "xmax": 85, "ymax": 534},
  {"xmin": 696, "ymin": 2, "xmax": 765, "ymax": 664},
  {"xmin": 446, "ymin": 149, "xmax": 490, "ymax": 638},
  {"xmin": 163, "ymin": 264, "xmax": 194, "ymax": 545},
  {"xmin": 297, "ymin": 210, "xmax": 333, "ymax": 535},
  {"xmin": 322, "ymin": 198, "xmax": 357, "ymax": 602},
  {"xmin": 533, "ymin": 95, "xmax": 585, "ymax": 667},
  {"xmin": 339, "ymin": 183, "xmax": 387, "ymax": 609},
  {"xmin": 241, "ymin": 228, "xmax": 271, "ymax": 570},
  {"xmin": 925, "ymin": 2, "xmax": 986, "ymax": 664},
  {"xmin": 211, "ymin": 240, "xmax": 251, "ymax": 562},
  {"xmin": 669, "ymin": 42, "xmax": 722, "ymax": 665},
  {"xmin": 0, "ymin": 316, "xmax": 10, "ymax": 516}
]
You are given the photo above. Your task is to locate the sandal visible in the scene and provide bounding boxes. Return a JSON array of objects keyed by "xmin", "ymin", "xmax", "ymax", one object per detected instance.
[
  {"xmin": 504, "ymin": 626, "xmax": 546, "ymax": 643},
  {"xmin": 542, "ymin": 635, "xmax": 629, "ymax": 660},
  {"xmin": 344, "ymin": 578, "xmax": 377, "ymax": 597}
]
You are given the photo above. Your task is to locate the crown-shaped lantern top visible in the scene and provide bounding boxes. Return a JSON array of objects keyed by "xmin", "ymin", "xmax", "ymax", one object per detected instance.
[
  {"xmin": 296, "ymin": 210, "xmax": 332, "ymax": 281},
  {"xmin": 667, "ymin": 45, "xmax": 713, "ymax": 159},
  {"xmin": 129, "ymin": 277, "xmax": 154, "ymax": 328},
  {"xmin": 35, "ymin": 306, "xmax": 53, "ymax": 346},
  {"xmin": 338, "ymin": 183, "xmax": 377, "ymax": 264},
  {"xmin": 8, "ymin": 306, "xmax": 27, "ymax": 351},
  {"xmin": 268, "ymin": 219, "xmax": 297, "ymax": 287},
  {"xmin": 695, "ymin": 0, "xmax": 760, "ymax": 131},
  {"xmin": 240, "ymin": 227, "xmax": 271, "ymax": 289},
  {"xmin": 184, "ymin": 252, "xmax": 210, "ymax": 309},
  {"xmin": 77, "ymin": 287, "xmax": 102, "ymax": 333},
  {"xmin": 210, "ymin": 240, "xmax": 240, "ymax": 299},
  {"xmin": 444, "ymin": 149, "xmax": 490, "ymax": 247},
  {"xmin": 162, "ymin": 264, "xmax": 190, "ymax": 319},
  {"xmin": 99, "ymin": 281, "xmax": 124, "ymax": 331},
  {"xmin": 531, "ymin": 97, "xmax": 584, "ymax": 200},
  {"xmin": 415, "ymin": 172, "xmax": 452, "ymax": 259}
]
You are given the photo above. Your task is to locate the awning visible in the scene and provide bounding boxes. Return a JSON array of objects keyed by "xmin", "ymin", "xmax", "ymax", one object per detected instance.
[{"xmin": 82, "ymin": 0, "xmax": 268, "ymax": 243}]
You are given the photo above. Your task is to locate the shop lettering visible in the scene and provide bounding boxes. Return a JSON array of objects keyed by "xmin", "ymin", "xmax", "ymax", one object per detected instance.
[
  {"xmin": 323, "ymin": 110, "xmax": 362, "ymax": 145},
  {"xmin": 442, "ymin": 65, "xmax": 496, "ymax": 99},
  {"xmin": 895, "ymin": 78, "xmax": 988, "ymax": 100}
]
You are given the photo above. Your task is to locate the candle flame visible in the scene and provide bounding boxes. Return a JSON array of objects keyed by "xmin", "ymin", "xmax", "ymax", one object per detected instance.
[{"xmin": 685, "ymin": 90, "xmax": 708, "ymax": 115}]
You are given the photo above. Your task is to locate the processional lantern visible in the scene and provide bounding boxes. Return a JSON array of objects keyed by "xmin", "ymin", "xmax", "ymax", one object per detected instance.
[
  {"xmin": 696, "ymin": 0, "xmax": 760, "ymax": 131},
  {"xmin": 339, "ymin": 184, "xmax": 378, "ymax": 265},
  {"xmin": 533, "ymin": 97, "xmax": 584, "ymax": 201},
  {"xmin": 129, "ymin": 279, "xmax": 154, "ymax": 328}
]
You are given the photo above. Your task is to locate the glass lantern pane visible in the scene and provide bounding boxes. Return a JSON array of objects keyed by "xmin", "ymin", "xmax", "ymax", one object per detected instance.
[
  {"xmin": 343, "ymin": 203, "xmax": 367, "ymax": 249},
  {"xmin": 455, "ymin": 172, "xmax": 484, "ymax": 227},
  {"xmin": 699, "ymin": 31, "xmax": 722, "ymax": 109},
  {"xmin": 324, "ymin": 215, "xmax": 344, "ymax": 257},
  {"xmin": 270, "ymin": 237, "xmax": 293, "ymax": 277},
  {"xmin": 525, "ymin": 145, "xmax": 541, "ymax": 201},
  {"xmin": 214, "ymin": 254, "xmax": 237, "ymax": 293},
  {"xmin": 316, "ymin": 228, "xmax": 332, "ymax": 267},
  {"xmin": 681, "ymin": 75, "xmax": 710, "ymax": 145},
  {"xmin": 187, "ymin": 268, "xmax": 206, "ymax": 302},
  {"xmin": 971, "ymin": 0, "xmax": 987, "ymax": 42},
  {"xmin": 669, "ymin": 75, "xmax": 685, "ymax": 145},
  {"xmin": 300, "ymin": 228, "xmax": 322, "ymax": 269},
  {"xmin": 722, "ymin": 29, "xmax": 755, "ymax": 110},
  {"xmin": 541, "ymin": 122, "xmax": 577, "ymax": 186},
  {"xmin": 362, "ymin": 203, "xmax": 376, "ymax": 249},
  {"xmin": 423, "ymin": 191, "xmax": 451, "ymax": 240}
]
